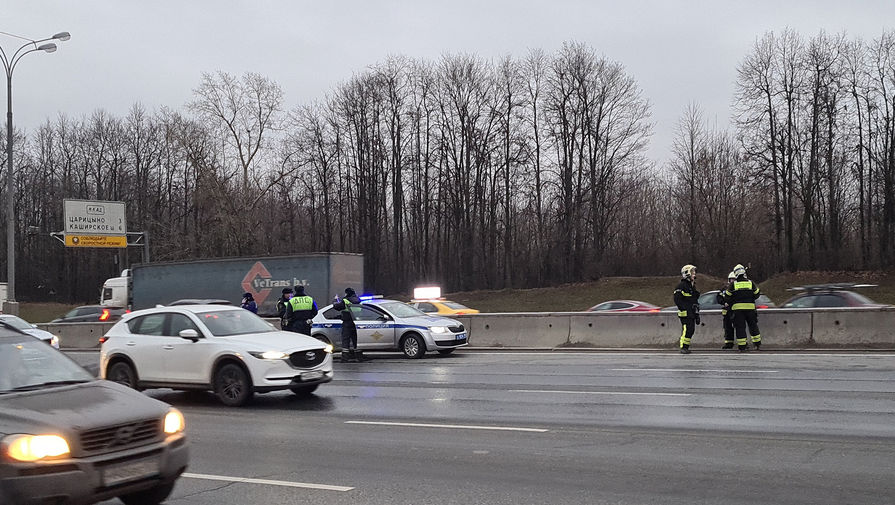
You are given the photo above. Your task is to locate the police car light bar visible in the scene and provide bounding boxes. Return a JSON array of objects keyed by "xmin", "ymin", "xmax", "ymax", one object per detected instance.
[
  {"xmin": 414, "ymin": 286, "xmax": 441, "ymax": 300},
  {"xmin": 359, "ymin": 295, "xmax": 384, "ymax": 301}
]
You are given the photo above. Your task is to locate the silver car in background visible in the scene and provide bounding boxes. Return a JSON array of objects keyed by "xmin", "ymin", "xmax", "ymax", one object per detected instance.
[{"xmin": 311, "ymin": 299, "xmax": 468, "ymax": 358}]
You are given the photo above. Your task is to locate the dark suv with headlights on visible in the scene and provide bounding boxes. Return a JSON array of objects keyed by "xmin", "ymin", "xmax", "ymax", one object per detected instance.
[{"xmin": 0, "ymin": 327, "xmax": 188, "ymax": 505}]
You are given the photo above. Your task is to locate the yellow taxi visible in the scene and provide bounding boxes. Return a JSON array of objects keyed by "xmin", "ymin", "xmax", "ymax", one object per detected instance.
[
  {"xmin": 409, "ymin": 286, "xmax": 480, "ymax": 315},
  {"xmin": 409, "ymin": 299, "xmax": 480, "ymax": 315}
]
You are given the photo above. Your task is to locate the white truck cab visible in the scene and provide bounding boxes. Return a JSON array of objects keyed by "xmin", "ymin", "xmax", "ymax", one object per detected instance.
[{"xmin": 100, "ymin": 269, "xmax": 130, "ymax": 307}]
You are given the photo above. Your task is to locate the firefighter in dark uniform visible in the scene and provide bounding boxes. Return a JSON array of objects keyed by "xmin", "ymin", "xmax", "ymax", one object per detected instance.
[
  {"xmin": 674, "ymin": 264, "xmax": 700, "ymax": 354},
  {"xmin": 276, "ymin": 288, "xmax": 293, "ymax": 330},
  {"xmin": 724, "ymin": 264, "xmax": 762, "ymax": 352},
  {"xmin": 332, "ymin": 287, "xmax": 365, "ymax": 362},
  {"xmin": 718, "ymin": 271, "xmax": 736, "ymax": 349},
  {"xmin": 285, "ymin": 285, "xmax": 318, "ymax": 335}
]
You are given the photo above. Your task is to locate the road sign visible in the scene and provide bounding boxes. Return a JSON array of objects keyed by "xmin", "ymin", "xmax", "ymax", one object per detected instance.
[
  {"xmin": 64, "ymin": 199, "xmax": 127, "ymax": 235},
  {"xmin": 65, "ymin": 235, "xmax": 128, "ymax": 248}
]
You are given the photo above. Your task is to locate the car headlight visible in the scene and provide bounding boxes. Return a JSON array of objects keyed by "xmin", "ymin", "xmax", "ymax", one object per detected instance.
[
  {"xmin": 50, "ymin": 335, "xmax": 60, "ymax": 349},
  {"xmin": 164, "ymin": 408, "xmax": 185, "ymax": 435},
  {"xmin": 3, "ymin": 434, "xmax": 70, "ymax": 462},
  {"xmin": 323, "ymin": 344, "xmax": 334, "ymax": 354},
  {"xmin": 429, "ymin": 326, "xmax": 449, "ymax": 334},
  {"xmin": 249, "ymin": 351, "xmax": 289, "ymax": 360}
]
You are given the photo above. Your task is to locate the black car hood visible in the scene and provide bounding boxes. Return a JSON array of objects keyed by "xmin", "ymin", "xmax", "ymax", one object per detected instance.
[{"xmin": 0, "ymin": 380, "xmax": 169, "ymax": 434}]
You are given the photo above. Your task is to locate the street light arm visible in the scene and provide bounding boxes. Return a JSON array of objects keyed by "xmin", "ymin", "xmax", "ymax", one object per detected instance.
[{"xmin": 8, "ymin": 46, "xmax": 47, "ymax": 77}]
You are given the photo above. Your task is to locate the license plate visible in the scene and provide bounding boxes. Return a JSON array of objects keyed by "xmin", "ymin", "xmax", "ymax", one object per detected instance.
[
  {"xmin": 302, "ymin": 371, "xmax": 324, "ymax": 380},
  {"xmin": 456, "ymin": 333, "xmax": 467, "ymax": 340},
  {"xmin": 103, "ymin": 458, "xmax": 158, "ymax": 487}
]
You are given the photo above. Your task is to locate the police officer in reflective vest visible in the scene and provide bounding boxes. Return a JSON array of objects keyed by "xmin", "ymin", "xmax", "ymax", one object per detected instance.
[
  {"xmin": 332, "ymin": 287, "xmax": 365, "ymax": 362},
  {"xmin": 718, "ymin": 271, "xmax": 736, "ymax": 349},
  {"xmin": 724, "ymin": 264, "xmax": 762, "ymax": 352},
  {"xmin": 285, "ymin": 285, "xmax": 318, "ymax": 335},
  {"xmin": 674, "ymin": 264, "xmax": 700, "ymax": 354}
]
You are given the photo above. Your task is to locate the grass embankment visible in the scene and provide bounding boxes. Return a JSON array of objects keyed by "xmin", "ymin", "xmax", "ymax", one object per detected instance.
[
  {"xmin": 445, "ymin": 271, "xmax": 895, "ymax": 313},
  {"xmin": 14, "ymin": 271, "xmax": 895, "ymax": 319},
  {"xmin": 18, "ymin": 303, "xmax": 78, "ymax": 323}
]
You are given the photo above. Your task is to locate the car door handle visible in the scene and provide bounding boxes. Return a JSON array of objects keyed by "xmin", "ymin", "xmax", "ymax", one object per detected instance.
[
  {"xmin": 126, "ymin": 341, "xmax": 137, "ymax": 346},
  {"xmin": 163, "ymin": 345, "xmax": 174, "ymax": 350}
]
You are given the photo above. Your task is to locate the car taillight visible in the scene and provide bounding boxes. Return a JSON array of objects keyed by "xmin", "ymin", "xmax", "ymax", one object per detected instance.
[
  {"xmin": 649, "ymin": 308, "xmax": 660, "ymax": 312},
  {"xmin": 99, "ymin": 309, "xmax": 110, "ymax": 321},
  {"xmin": 98, "ymin": 336, "xmax": 109, "ymax": 344},
  {"xmin": 757, "ymin": 305, "xmax": 768, "ymax": 309}
]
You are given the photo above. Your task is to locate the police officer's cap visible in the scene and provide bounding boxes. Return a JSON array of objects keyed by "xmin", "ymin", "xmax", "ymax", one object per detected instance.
[
  {"xmin": 345, "ymin": 287, "xmax": 356, "ymax": 296},
  {"xmin": 282, "ymin": 287, "xmax": 294, "ymax": 294}
]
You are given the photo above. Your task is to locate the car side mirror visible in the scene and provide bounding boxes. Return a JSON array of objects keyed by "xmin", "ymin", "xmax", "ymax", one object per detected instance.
[
  {"xmin": 32, "ymin": 324, "xmax": 38, "ymax": 328},
  {"xmin": 378, "ymin": 315, "xmax": 390, "ymax": 321},
  {"xmin": 179, "ymin": 329, "xmax": 200, "ymax": 342}
]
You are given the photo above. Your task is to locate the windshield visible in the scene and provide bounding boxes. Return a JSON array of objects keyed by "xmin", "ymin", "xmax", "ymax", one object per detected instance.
[
  {"xmin": 848, "ymin": 292, "xmax": 876, "ymax": 304},
  {"xmin": 0, "ymin": 316, "xmax": 33, "ymax": 331},
  {"xmin": 0, "ymin": 339, "xmax": 94, "ymax": 393},
  {"xmin": 197, "ymin": 309, "xmax": 276, "ymax": 336},
  {"xmin": 380, "ymin": 302, "xmax": 427, "ymax": 318}
]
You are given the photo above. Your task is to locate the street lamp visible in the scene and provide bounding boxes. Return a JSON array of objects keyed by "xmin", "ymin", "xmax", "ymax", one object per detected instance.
[{"xmin": 0, "ymin": 30, "xmax": 70, "ymax": 314}]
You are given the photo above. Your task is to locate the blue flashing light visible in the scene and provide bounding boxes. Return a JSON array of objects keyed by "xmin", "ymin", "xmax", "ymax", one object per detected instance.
[{"xmin": 359, "ymin": 294, "xmax": 382, "ymax": 301}]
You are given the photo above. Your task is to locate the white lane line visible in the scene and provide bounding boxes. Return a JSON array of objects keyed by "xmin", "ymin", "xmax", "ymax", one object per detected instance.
[
  {"xmin": 183, "ymin": 472, "xmax": 354, "ymax": 492},
  {"xmin": 511, "ymin": 389, "xmax": 691, "ymax": 397},
  {"xmin": 345, "ymin": 420, "xmax": 548, "ymax": 433},
  {"xmin": 612, "ymin": 368, "xmax": 779, "ymax": 373}
]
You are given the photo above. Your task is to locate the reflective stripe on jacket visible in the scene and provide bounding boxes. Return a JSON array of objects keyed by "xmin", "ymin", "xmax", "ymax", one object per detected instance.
[{"xmin": 725, "ymin": 279, "xmax": 760, "ymax": 311}]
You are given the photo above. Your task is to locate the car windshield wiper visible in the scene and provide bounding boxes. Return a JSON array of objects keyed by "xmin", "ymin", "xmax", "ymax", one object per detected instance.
[{"xmin": 7, "ymin": 380, "xmax": 92, "ymax": 391}]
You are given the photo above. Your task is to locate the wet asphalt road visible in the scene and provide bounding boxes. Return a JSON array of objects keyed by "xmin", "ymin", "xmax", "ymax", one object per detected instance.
[{"xmin": 65, "ymin": 350, "xmax": 895, "ymax": 505}]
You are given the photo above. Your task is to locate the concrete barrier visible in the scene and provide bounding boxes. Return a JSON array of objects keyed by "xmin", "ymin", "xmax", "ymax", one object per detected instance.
[
  {"xmin": 457, "ymin": 313, "xmax": 571, "ymax": 347},
  {"xmin": 45, "ymin": 308, "xmax": 895, "ymax": 350},
  {"xmin": 811, "ymin": 308, "xmax": 895, "ymax": 348},
  {"xmin": 36, "ymin": 322, "xmax": 115, "ymax": 349},
  {"xmin": 459, "ymin": 308, "xmax": 893, "ymax": 349}
]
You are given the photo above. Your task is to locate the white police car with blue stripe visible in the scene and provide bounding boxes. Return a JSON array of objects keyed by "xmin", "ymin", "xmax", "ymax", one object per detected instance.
[{"xmin": 311, "ymin": 298, "xmax": 468, "ymax": 358}]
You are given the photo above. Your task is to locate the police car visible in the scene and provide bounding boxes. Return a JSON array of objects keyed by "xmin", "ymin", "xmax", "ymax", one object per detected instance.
[{"xmin": 310, "ymin": 297, "xmax": 468, "ymax": 358}]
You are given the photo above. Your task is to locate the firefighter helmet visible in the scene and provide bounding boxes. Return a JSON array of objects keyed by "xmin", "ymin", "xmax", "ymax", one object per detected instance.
[
  {"xmin": 733, "ymin": 264, "xmax": 747, "ymax": 278},
  {"xmin": 680, "ymin": 264, "xmax": 697, "ymax": 279},
  {"xmin": 728, "ymin": 271, "xmax": 736, "ymax": 281}
]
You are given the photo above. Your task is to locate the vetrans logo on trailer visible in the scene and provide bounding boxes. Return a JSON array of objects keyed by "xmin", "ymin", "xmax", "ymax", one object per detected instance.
[{"xmin": 241, "ymin": 262, "xmax": 310, "ymax": 304}]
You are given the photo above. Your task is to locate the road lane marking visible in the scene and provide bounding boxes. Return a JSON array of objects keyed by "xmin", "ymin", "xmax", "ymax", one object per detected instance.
[
  {"xmin": 345, "ymin": 420, "xmax": 548, "ymax": 432},
  {"xmin": 183, "ymin": 472, "xmax": 354, "ymax": 492},
  {"xmin": 612, "ymin": 368, "xmax": 779, "ymax": 373},
  {"xmin": 511, "ymin": 389, "xmax": 692, "ymax": 396}
]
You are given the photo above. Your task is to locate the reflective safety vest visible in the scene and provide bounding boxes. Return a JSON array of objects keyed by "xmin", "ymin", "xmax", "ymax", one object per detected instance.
[
  {"xmin": 289, "ymin": 296, "xmax": 314, "ymax": 311},
  {"xmin": 727, "ymin": 280, "xmax": 760, "ymax": 311},
  {"xmin": 342, "ymin": 298, "xmax": 362, "ymax": 319}
]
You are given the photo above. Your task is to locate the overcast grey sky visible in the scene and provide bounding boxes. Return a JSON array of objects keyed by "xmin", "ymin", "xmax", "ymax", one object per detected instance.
[{"xmin": 3, "ymin": 0, "xmax": 893, "ymax": 164}]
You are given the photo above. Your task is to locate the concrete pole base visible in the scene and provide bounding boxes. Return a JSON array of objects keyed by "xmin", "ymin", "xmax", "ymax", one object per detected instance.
[{"xmin": 2, "ymin": 301, "xmax": 20, "ymax": 316}]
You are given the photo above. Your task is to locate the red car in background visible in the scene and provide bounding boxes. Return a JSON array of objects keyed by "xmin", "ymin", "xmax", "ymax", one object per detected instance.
[{"xmin": 588, "ymin": 300, "xmax": 661, "ymax": 312}]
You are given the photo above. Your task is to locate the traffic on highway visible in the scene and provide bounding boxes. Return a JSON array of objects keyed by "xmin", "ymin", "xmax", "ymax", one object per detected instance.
[{"xmin": 3, "ymin": 278, "xmax": 895, "ymax": 504}]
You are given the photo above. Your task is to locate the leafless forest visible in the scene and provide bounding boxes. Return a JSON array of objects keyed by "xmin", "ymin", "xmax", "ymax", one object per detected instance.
[{"xmin": 3, "ymin": 32, "xmax": 895, "ymax": 303}]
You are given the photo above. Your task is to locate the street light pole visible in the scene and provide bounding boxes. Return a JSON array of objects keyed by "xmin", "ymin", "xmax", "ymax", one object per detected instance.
[{"xmin": 0, "ymin": 30, "xmax": 69, "ymax": 314}]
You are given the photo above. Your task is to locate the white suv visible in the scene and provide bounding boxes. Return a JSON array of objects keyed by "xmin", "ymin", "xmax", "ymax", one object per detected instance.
[{"xmin": 100, "ymin": 305, "xmax": 333, "ymax": 406}]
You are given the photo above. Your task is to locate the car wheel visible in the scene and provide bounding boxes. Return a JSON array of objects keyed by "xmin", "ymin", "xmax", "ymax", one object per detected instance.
[
  {"xmin": 401, "ymin": 333, "xmax": 426, "ymax": 359},
  {"xmin": 437, "ymin": 349, "xmax": 455, "ymax": 355},
  {"xmin": 119, "ymin": 481, "xmax": 175, "ymax": 505},
  {"xmin": 290, "ymin": 384, "xmax": 319, "ymax": 397},
  {"xmin": 108, "ymin": 361, "xmax": 137, "ymax": 389},
  {"xmin": 214, "ymin": 363, "xmax": 254, "ymax": 407}
]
